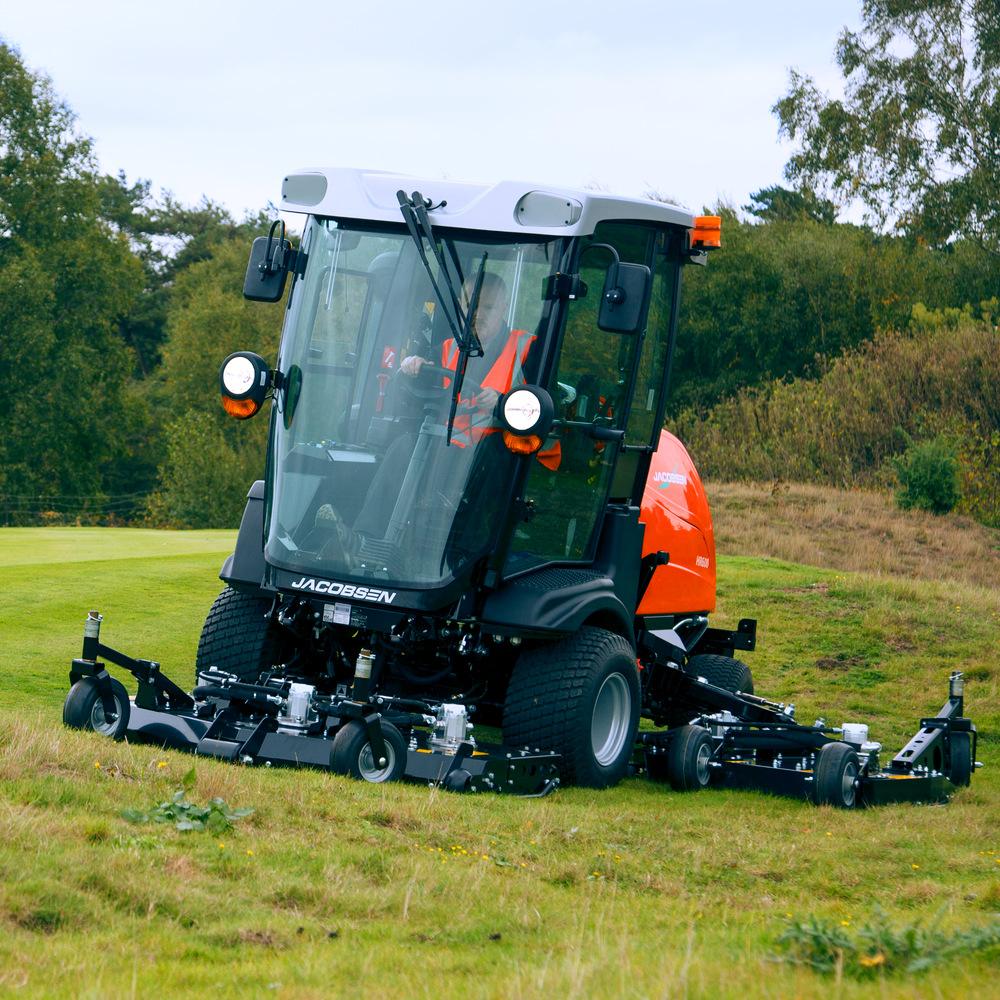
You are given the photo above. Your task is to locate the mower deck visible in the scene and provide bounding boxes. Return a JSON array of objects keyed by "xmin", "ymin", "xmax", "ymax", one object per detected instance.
[{"xmin": 64, "ymin": 612, "xmax": 977, "ymax": 805}]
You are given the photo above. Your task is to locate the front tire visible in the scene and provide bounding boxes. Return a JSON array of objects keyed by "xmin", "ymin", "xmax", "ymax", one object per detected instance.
[
  {"xmin": 63, "ymin": 677, "xmax": 130, "ymax": 740},
  {"xmin": 195, "ymin": 587, "xmax": 286, "ymax": 683},
  {"xmin": 503, "ymin": 627, "xmax": 639, "ymax": 789}
]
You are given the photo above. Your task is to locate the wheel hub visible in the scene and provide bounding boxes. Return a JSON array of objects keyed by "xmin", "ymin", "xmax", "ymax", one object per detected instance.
[
  {"xmin": 89, "ymin": 695, "xmax": 119, "ymax": 736},
  {"xmin": 358, "ymin": 741, "xmax": 396, "ymax": 782},
  {"xmin": 591, "ymin": 672, "xmax": 631, "ymax": 767}
]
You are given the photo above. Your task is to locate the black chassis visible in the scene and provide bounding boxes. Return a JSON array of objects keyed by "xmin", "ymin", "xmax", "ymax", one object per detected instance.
[{"xmin": 67, "ymin": 613, "xmax": 976, "ymax": 805}]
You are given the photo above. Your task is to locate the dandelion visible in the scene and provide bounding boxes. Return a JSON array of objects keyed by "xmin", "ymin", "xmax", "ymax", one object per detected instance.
[
  {"xmin": 218, "ymin": 842, "xmax": 226, "ymax": 850},
  {"xmin": 94, "ymin": 761, "xmax": 101, "ymax": 769},
  {"xmin": 156, "ymin": 761, "xmax": 168, "ymax": 769},
  {"xmin": 520, "ymin": 862, "xmax": 527, "ymax": 868},
  {"xmin": 911, "ymin": 864, "xmax": 920, "ymax": 869},
  {"xmin": 840, "ymin": 919, "xmax": 851, "ymax": 927},
  {"xmin": 859, "ymin": 953, "xmax": 885, "ymax": 968}
]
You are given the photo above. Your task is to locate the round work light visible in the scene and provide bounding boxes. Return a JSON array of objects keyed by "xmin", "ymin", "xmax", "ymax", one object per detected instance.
[{"xmin": 219, "ymin": 351, "xmax": 271, "ymax": 419}]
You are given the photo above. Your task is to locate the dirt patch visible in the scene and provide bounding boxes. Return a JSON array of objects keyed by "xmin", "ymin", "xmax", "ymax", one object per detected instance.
[{"xmin": 814, "ymin": 655, "xmax": 867, "ymax": 672}]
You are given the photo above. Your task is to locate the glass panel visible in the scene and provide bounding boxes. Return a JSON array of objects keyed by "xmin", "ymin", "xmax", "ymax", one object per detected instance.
[
  {"xmin": 265, "ymin": 218, "xmax": 562, "ymax": 588},
  {"xmin": 630, "ymin": 243, "xmax": 676, "ymax": 445},
  {"xmin": 506, "ymin": 223, "xmax": 652, "ymax": 570}
]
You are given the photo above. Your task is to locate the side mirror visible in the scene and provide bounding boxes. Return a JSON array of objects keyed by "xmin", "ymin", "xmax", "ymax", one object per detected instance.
[
  {"xmin": 243, "ymin": 221, "xmax": 293, "ymax": 302},
  {"xmin": 220, "ymin": 351, "xmax": 272, "ymax": 419},
  {"xmin": 598, "ymin": 261, "xmax": 652, "ymax": 334}
]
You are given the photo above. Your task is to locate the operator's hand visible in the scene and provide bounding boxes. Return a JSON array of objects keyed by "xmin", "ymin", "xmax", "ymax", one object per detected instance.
[
  {"xmin": 475, "ymin": 387, "xmax": 500, "ymax": 411},
  {"xmin": 400, "ymin": 355, "xmax": 429, "ymax": 377}
]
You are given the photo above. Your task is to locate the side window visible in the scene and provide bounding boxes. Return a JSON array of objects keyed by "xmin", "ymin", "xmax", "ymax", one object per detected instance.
[{"xmin": 629, "ymin": 240, "xmax": 675, "ymax": 445}]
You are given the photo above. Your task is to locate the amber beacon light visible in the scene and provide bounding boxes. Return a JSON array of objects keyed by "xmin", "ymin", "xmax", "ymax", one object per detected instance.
[{"xmin": 691, "ymin": 215, "xmax": 722, "ymax": 249}]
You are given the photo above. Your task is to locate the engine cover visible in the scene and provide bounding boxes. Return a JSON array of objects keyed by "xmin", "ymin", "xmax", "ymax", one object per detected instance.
[{"xmin": 637, "ymin": 430, "xmax": 715, "ymax": 615}]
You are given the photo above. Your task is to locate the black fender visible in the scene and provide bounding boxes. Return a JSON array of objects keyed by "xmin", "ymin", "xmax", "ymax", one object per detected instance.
[
  {"xmin": 481, "ymin": 506, "xmax": 644, "ymax": 643},
  {"xmin": 220, "ymin": 480, "xmax": 271, "ymax": 595},
  {"xmin": 480, "ymin": 568, "xmax": 633, "ymax": 643}
]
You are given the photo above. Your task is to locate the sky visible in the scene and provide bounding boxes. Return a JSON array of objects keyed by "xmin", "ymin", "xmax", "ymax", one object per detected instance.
[{"xmin": 4, "ymin": 0, "xmax": 860, "ymax": 220}]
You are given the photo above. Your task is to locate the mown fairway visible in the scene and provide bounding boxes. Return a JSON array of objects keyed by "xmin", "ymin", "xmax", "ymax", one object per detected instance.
[{"xmin": 1, "ymin": 525, "xmax": 997, "ymax": 998}]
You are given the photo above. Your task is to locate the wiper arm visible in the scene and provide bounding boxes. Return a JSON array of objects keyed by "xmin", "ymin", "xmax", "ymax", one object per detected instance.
[
  {"xmin": 397, "ymin": 190, "xmax": 487, "ymax": 444},
  {"xmin": 444, "ymin": 257, "xmax": 487, "ymax": 445},
  {"xmin": 396, "ymin": 191, "xmax": 482, "ymax": 355}
]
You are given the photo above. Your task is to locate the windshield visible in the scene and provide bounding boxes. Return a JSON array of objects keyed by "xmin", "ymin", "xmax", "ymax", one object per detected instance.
[{"xmin": 265, "ymin": 218, "xmax": 563, "ymax": 589}]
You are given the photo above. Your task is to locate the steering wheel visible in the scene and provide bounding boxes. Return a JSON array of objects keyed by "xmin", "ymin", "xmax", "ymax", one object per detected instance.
[{"xmin": 393, "ymin": 362, "xmax": 485, "ymax": 404}]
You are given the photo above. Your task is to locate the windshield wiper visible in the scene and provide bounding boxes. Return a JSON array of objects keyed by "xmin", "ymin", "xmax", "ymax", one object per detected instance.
[{"xmin": 397, "ymin": 190, "xmax": 487, "ymax": 444}]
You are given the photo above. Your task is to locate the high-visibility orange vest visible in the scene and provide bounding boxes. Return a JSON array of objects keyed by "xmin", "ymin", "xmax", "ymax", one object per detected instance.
[{"xmin": 440, "ymin": 330, "xmax": 561, "ymax": 470}]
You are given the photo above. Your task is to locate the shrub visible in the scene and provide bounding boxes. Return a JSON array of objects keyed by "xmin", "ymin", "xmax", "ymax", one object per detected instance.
[
  {"xmin": 893, "ymin": 436, "xmax": 960, "ymax": 514},
  {"xmin": 674, "ymin": 315, "xmax": 999, "ymax": 528}
]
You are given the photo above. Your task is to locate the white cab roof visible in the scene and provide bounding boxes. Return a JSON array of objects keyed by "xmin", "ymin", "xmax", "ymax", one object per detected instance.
[{"xmin": 279, "ymin": 167, "xmax": 695, "ymax": 237}]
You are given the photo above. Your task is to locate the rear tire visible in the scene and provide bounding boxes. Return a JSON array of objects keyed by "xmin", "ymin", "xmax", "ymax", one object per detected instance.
[
  {"xmin": 195, "ymin": 587, "xmax": 285, "ymax": 683},
  {"xmin": 812, "ymin": 742, "xmax": 859, "ymax": 808},
  {"xmin": 63, "ymin": 677, "xmax": 130, "ymax": 740},
  {"xmin": 686, "ymin": 653, "xmax": 753, "ymax": 695},
  {"xmin": 502, "ymin": 627, "xmax": 639, "ymax": 789},
  {"xmin": 331, "ymin": 720, "xmax": 407, "ymax": 782}
]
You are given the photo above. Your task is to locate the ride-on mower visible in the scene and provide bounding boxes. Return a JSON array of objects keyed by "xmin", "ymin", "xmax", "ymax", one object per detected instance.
[{"xmin": 63, "ymin": 169, "xmax": 978, "ymax": 805}]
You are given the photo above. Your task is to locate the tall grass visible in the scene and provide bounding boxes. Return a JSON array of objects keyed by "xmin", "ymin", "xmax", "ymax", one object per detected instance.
[{"xmin": 675, "ymin": 311, "xmax": 1000, "ymax": 524}]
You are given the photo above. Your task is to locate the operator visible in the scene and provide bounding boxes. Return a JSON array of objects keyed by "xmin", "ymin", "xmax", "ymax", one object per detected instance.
[{"xmin": 400, "ymin": 272, "xmax": 560, "ymax": 466}]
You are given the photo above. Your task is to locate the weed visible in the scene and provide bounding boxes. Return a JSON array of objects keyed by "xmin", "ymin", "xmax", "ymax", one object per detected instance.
[
  {"xmin": 122, "ymin": 769, "xmax": 253, "ymax": 832},
  {"xmin": 776, "ymin": 910, "xmax": 1000, "ymax": 976}
]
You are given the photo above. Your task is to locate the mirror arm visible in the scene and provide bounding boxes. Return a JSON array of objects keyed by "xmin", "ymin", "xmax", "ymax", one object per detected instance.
[{"xmin": 580, "ymin": 242, "xmax": 622, "ymax": 303}]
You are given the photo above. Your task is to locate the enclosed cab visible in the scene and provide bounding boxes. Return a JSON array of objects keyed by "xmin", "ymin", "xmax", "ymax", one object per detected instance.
[{"xmin": 207, "ymin": 168, "xmax": 738, "ymax": 787}]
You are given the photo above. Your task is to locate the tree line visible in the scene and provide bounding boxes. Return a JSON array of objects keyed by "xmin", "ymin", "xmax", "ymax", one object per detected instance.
[{"xmin": 2, "ymin": 1, "xmax": 998, "ymax": 527}]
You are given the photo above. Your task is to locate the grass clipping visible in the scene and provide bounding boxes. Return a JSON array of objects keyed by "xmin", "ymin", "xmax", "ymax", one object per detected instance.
[{"xmin": 776, "ymin": 910, "xmax": 1000, "ymax": 977}]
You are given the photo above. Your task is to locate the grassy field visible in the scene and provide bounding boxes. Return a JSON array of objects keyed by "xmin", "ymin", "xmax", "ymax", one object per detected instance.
[{"xmin": 1, "ymin": 516, "xmax": 998, "ymax": 998}]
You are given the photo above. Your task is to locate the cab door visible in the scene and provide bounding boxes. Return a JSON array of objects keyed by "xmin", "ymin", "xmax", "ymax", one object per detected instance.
[{"xmin": 504, "ymin": 222, "xmax": 667, "ymax": 572}]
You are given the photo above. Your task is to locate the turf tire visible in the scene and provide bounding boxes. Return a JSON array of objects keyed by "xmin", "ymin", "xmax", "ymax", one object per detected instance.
[
  {"xmin": 811, "ymin": 742, "xmax": 860, "ymax": 808},
  {"xmin": 63, "ymin": 676, "xmax": 130, "ymax": 740},
  {"xmin": 195, "ymin": 587, "xmax": 286, "ymax": 684},
  {"xmin": 686, "ymin": 653, "xmax": 754, "ymax": 695},
  {"xmin": 502, "ymin": 626, "xmax": 639, "ymax": 789}
]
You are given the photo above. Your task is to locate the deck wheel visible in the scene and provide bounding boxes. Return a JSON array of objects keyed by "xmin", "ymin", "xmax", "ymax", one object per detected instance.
[
  {"xmin": 331, "ymin": 720, "xmax": 406, "ymax": 783},
  {"xmin": 811, "ymin": 742, "xmax": 860, "ymax": 808},
  {"xmin": 663, "ymin": 724, "xmax": 713, "ymax": 791},
  {"xmin": 63, "ymin": 676, "xmax": 130, "ymax": 740},
  {"xmin": 948, "ymin": 731, "xmax": 972, "ymax": 787}
]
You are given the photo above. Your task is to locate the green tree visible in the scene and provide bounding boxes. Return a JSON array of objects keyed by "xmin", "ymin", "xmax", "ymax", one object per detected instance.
[
  {"xmin": 147, "ymin": 238, "xmax": 286, "ymax": 527},
  {"xmin": 98, "ymin": 172, "xmax": 270, "ymax": 376},
  {"xmin": 743, "ymin": 185, "xmax": 837, "ymax": 225},
  {"xmin": 774, "ymin": 1, "xmax": 1000, "ymax": 253},
  {"xmin": 0, "ymin": 41, "xmax": 144, "ymax": 523}
]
